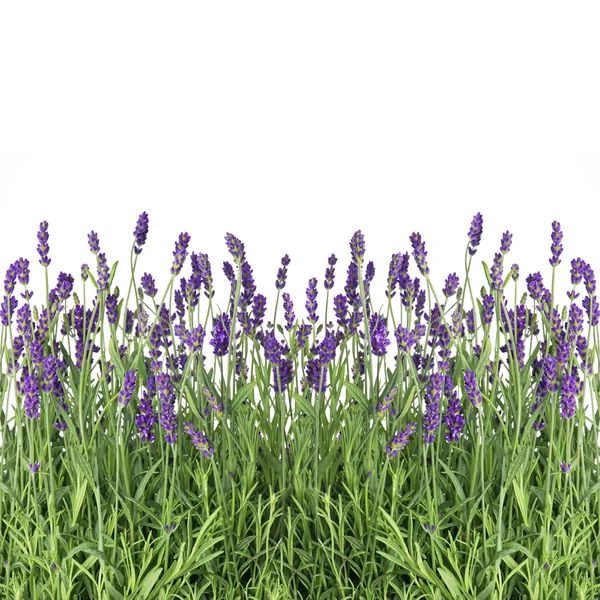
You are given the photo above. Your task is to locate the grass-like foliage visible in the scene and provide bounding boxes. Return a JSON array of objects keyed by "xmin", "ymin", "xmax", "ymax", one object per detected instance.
[{"xmin": 1, "ymin": 213, "xmax": 600, "ymax": 599}]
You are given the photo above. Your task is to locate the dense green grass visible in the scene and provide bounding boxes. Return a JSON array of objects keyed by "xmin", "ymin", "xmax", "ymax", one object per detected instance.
[{"xmin": 1, "ymin": 215, "xmax": 599, "ymax": 599}]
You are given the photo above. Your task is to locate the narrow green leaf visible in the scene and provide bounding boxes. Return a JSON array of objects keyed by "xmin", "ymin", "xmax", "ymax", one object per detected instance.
[
  {"xmin": 137, "ymin": 567, "xmax": 163, "ymax": 599},
  {"xmin": 293, "ymin": 392, "xmax": 316, "ymax": 420},
  {"xmin": 475, "ymin": 337, "xmax": 492, "ymax": 379},
  {"xmin": 438, "ymin": 567, "xmax": 464, "ymax": 599},
  {"xmin": 344, "ymin": 380, "xmax": 371, "ymax": 412},
  {"xmin": 229, "ymin": 379, "xmax": 257, "ymax": 412},
  {"xmin": 109, "ymin": 336, "xmax": 125, "ymax": 379}
]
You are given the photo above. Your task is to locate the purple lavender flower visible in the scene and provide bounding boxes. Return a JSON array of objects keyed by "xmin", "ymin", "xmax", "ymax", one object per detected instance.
[
  {"xmin": 582, "ymin": 294, "xmax": 600, "ymax": 326},
  {"xmin": 345, "ymin": 262, "xmax": 360, "ymax": 309},
  {"xmin": 136, "ymin": 390, "xmax": 157, "ymax": 442},
  {"xmin": 282, "ymin": 292, "xmax": 295, "ymax": 331},
  {"xmin": 560, "ymin": 462, "xmax": 572, "ymax": 473},
  {"xmin": 15, "ymin": 257, "xmax": 29, "ymax": 287},
  {"xmin": 444, "ymin": 390, "xmax": 464, "ymax": 443},
  {"xmin": 156, "ymin": 372, "xmax": 177, "ymax": 444},
  {"xmin": 118, "ymin": 370, "xmax": 137, "ymax": 407},
  {"xmin": 171, "ymin": 232, "xmax": 191, "ymax": 276},
  {"xmin": 423, "ymin": 372, "xmax": 444, "ymax": 443},
  {"xmin": 210, "ymin": 313, "xmax": 231, "ymax": 356},
  {"xmin": 16, "ymin": 303, "xmax": 32, "ymax": 342},
  {"xmin": 225, "ymin": 233, "xmax": 246, "ymax": 264},
  {"xmin": 201, "ymin": 386, "xmax": 224, "ymax": 416},
  {"xmin": 464, "ymin": 370, "xmax": 482, "ymax": 407},
  {"xmin": 490, "ymin": 253, "xmax": 504, "ymax": 292},
  {"xmin": 54, "ymin": 272, "xmax": 74, "ymax": 303},
  {"xmin": 324, "ymin": 254, "xmax": 337, "ymax": 290},
  {"xmin": 23, "ymin": 373, "xmax": 40, "ymax": 419},
  {"xmin": 543, "ymin": 355, "xmax": 559, "ymax": 394},
  {"xmin": 549, "ymin": 221, "xmax": 563, "ymax": 267},
  {"xmin": 479, "ymin": 293, "xmax": 493, "ymax": 325},
  {"xmin": 443, "ymin": 273, "xmax": 460, "ymax": 298},
  {"xmin": 365, "ymin": 261, "xmax": 375, "ymax": 292},
  {"xmin": 81, "ymin": 264, "xmax": 89, "ymax": 281},
  {"xmin": 333, "ymin": 294, "xmax": 348, "ymax": 329},
  {"xmin": 467, "ymin": 213, "xmax": 484, "ymax": 256},
  {"xmin": 252, "ymin": 294, "xmax": 267, "ymax": 331},
  {"xmin": 376, "ymin": 386, "xmax": 397, "ymax": 416},
  {"xmin": 4, "ymin": 262, "xmax": 18, "ymax": 295},
  {"xmin": 88, "ymin": 231, "xmax": 100, "ymax": 255},
  {"xmin": 350, "ymin": 230, "xmax": 366, "ymax": 264},
  {"xmin": 415, "ymin": 289, "xmax": 426, "ymax": 320},
  {"xmin": 183, "ymin": 422, "xmax": 214, "ymax": 458},
  {"xmin": 511, "ymin": 264, "xmax": 519, "ymax": 281},
  {"xmin": 560, "ymin": 373, "xmax": 577, "ymax": 419},
  {"xmin": 40, "ymin": 354, "xmax": 57, "ymax": 393},
  {"xmin": 568, "ymin": 304, "xmax": 584, "ymax": 343},
  {"xmin": 106, "ymin": 293, "xmax": 118, "ymax": 325},
  {"xmin": 306, "ymin": 278, "xmax": 319, "ymax": 324},
  {"xmin": 140, "ymin": 273, "xmax": 157, "ymax": 298},
  {"xmin": 97, "ymin": 253, "xmax": 109, "ymax": 292},
  {"xmin": 192, "ymin": 252, "xmax": 214, "ymax": 299},
  {"xmin": 29, "ymin": 462, "xmax": 40, "ymax": 474},
  {"xmin": 295, "ymin": 323, "xmax": 312, "ymax": 349},
  {"xmin": 275, "ymin": 255, "xmax": 291, "ymax": 290},
  {"xmin": 133, "ymin": 211, "xmax": 149, "ymax": 255},
  {"xmin": 36, "ymin": 222, "xmax": 52, "ymax": 267},
  {"xmin": 410, "ymin": 232, "xmax": 430, "ymax": 276},
  {"xmin": 386, "ymin": 422, "xmax": 417, "ymax": 458},
  {"xmin": 500, "ymin": 231, "xmax": 513, "ymax": 255},
  {"xmin": 583, "ymin": 262, "xmax": 597, "ymax": 296},
  {"xmin": 369, "ymin": 312, "xmax": 391, "ymax": 356},
  {"xmin": 306, "ymin": 358, "xmax": 328, "ymax": 393},
  {"xmin": 571, "ymin": 258, "xmax": 585, "ymax": 286}
]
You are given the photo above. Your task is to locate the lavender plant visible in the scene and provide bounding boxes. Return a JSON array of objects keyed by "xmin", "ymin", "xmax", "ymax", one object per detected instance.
[{"xmin": 1, "ymin": 214, "xmax": 600, "ymax": 599}]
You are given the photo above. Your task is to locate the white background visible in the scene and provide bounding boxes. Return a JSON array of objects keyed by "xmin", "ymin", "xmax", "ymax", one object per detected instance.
[{"xmin": 1, "ymin": 3, "xmax": 600, "ymax": 346}]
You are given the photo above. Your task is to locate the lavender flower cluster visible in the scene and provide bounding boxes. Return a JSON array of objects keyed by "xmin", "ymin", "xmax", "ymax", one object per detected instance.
[{"xmin": 2, "ymin": 211, "xmax": 597, "ymax": 473}]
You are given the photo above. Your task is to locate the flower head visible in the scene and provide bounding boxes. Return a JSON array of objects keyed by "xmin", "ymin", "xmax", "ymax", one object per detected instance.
[
  {"xmin": 386, "ymin": 422, "xmax": 417, "ymax": 457},
  {"xmin": 369, "ymin": 312, "xmax": 391, "ymax": 356},
  {"xmin": 225, "ymin": 233, "xmax": 246, "ymax": 264},
  {"xmin": 549, "ymin": 221, "xmax": 563, "ymax": 267},
  {"xmin": 350, "ymin": 230, "xmax": 365, "ymax": 264},
  {"xmin": 171, "ymin": 232, "xmax": 191, "ymax": 276},
  {"xmin": 443, "ymin": 273, "xmax": 460, "ymax": 298},
  {"xmin": 275, "ymin": 255, "xmax": 291, "ymax": 290},
  {"xmin": 37, "ymin": 221, "xmax": 51, "ymax": 266},
  {"xmin": 118, "ymin": 370, "xmax": 137, "ymax": 407},
  {"xmin": 133, "ymin": 211, "xmax": 149, "ymax": 255},
  {"xmin": 467, "ymin": 213, "xmax": 483, "ymax": 255},
  {"xmin": 410, "ymin": 232, "xmax": 430, "ymax": 276},
  {"xmin": 464, "ymin": 370, "xmax": 482, "ymax": 407},
  {"xmin": 306, "ymin": 278, "xmax": 319, "ymax": 324}
]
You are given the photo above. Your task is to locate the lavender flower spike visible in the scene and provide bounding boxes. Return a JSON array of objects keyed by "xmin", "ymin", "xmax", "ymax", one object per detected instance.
[
  {"xmin": 133, "ymin": 211, "xmax": 150, "ymax": 255},
  {"xmin": 23, "ymin": 373, "xmax": 40, "ymax": 419},
  {"xmin": 306, "ymin": 278, "xmax": 319, "ymax": 324},
  {"xmin": 467, "ymin": 213, "xmax": 483, "ymax": 256},
  {"xmin": 37, "ymin": 221, "xmax": 51, "ymax": 267},
  {"xmin": 118, "ymin": 370, "xmax": 137, "ymax": 407},
  {"xmin": 409, "ymin": 232, "xmax": 430, "ymax": 276},
  {"xmin": 549, "ymin": 221, "xmax": 563, "ymax": 267},
  {"xmin": 350, "ymin": 231, "xmax": 366, "ymax": 264},
  {"xmin": 156, "ymin": 372, "xmax": 177, "ymax": 444},
  {"xmin": 88, "ymin": 231, "xmax": 101, "ymax": 255},
  {"xmin": 464, "ymin": 370, "xmax": 482, "ymax": 407},
  {"xmin": 225, "ymin": 233, "xmax": 246, "ymax": 264},
  {"xmin": 171, "ymin": 232, "xmax": 191, "ymax": 276}
]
